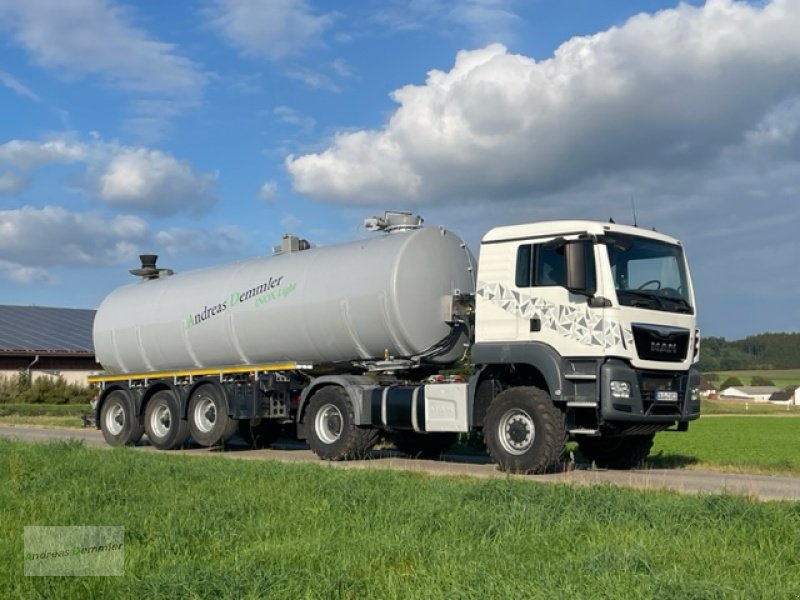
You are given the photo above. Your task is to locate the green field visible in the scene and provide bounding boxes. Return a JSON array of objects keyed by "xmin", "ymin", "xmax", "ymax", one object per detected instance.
[
  {"xmin": 709, "ymin": 368, "xmax": 800, "ymax": 389},
  {"xmin": 2, "ymin": 439, "xmax": 799, "ymax": 599},
  {"xmin": 650, "ymin": 417, "xmax": 800, "ymax": 475}
]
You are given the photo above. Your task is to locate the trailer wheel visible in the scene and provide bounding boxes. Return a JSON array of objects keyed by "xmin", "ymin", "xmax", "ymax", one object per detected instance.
[
  {"xmin": 392, "ymin": 432, "xmax": 458, "ymax": 459},
  {"xmin": 238, "ymin": 418, "xmax": 281, "ymax": 449},
  {"xmin": 307, "ymin": 387, "xmax": 378, "ymax": 460},
  {"xmin": 576, "ymin": 434, "xmax": 655, "ymax": 469},
  {"xmin": 187, "ymin": 384, "xmax": 237, "ymax": 447},
  {"xmin": 144, "ymin": 390, "xmax": 189, "ymax": 450},
  {"xmin": 100, "ymin": 391, "xmax": 144, "ymax": 446},
  {"xmin": 484, "ymin": 386, "xmax": 567, "ymax": 474}
]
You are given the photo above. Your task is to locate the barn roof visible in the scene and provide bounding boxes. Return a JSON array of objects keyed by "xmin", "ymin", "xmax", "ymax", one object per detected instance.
[{"xmin": 0, "ymin": 305, "xmax": 95, "ymax": 355}]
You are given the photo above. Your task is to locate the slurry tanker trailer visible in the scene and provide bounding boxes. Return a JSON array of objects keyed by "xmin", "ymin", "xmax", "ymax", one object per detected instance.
[{"xmin": 90, "ymin": 211, "xmax": 700, "ymax": 473}]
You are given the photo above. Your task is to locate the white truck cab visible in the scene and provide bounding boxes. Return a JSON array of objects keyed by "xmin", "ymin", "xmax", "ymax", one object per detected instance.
[{"xmin": 471, "ymin": 220, "xmax": 700, "ymax": 471}]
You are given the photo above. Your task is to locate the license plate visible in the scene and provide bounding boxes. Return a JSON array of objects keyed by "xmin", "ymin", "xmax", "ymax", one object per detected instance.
[{"xmin": 655, "ymin": 390, "xmax": 679, "ymax": 402}]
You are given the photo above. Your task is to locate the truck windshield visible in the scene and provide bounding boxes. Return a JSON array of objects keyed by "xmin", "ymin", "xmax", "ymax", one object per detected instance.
[{"xmin": 604, "ymin": 234, "xmax": 693, "ymax": 314}]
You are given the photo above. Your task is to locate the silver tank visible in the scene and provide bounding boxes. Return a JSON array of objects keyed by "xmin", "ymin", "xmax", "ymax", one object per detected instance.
[{"xmin": 93, "ymin": 221, "xmax": 475, "ymax": 375}]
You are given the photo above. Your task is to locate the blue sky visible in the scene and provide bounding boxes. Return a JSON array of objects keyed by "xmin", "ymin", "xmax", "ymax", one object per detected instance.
[{"xmin": 1, "ymin": 0, "xmax": 799, "ymax": 340}]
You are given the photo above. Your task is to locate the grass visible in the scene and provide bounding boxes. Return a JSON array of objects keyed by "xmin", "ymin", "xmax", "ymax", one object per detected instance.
[
  {"xmin": 1, "ymin": 439, "xmax": 799, "ymax": 599},
  {"xmin": 651, "ymin": 417, "xmax": 800, "ymax": 475},
  {"xmin": 701, "ymin": 397, "xmax": 800, "ymax": 415},
  {"xmin": 0, "ymin": 404, "xmax": 91, "ymax": 429},
  {"xmin": 709, "ymin": 368, "xmax": 800, "ymax": 389}
]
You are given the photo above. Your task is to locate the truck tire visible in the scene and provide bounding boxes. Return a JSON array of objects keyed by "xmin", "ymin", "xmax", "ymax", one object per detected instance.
[
  {"xmin": 100, "ymin": 391, "xmax": 144, "ymax": 446},
  {"xmin": 576, "ymin": 433, "xmax": 655, "ymax": 469},
  {"xmin": 144, "ymin": 390, "xmax": 189, "ymax": 450},
  {"xmin": 238, "ymin": 418, "xmax": 281, "ymax": 449},
  {"xmin": 187, "ymin": 384, "xmax": 237, "ymax": 447},
  {"xmin": 307, "ymin": 386, "xmax": 378, "ymax": 460},
  {"xmin": 484, "ymin": 386, "xmax": 567, "ymax": 474},
  {"xmin": 392, "ymin": 431, "xmax": 458, "ymax": 458}
]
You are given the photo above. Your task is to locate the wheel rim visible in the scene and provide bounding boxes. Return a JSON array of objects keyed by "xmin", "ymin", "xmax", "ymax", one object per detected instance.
[
  {"xmin": 315, "ymin": 403, "xmax": 343, "ymax": 444},
  {"xmin": 498, "ymin": 408, "xmax": 535, "ymax": 455},
  {"xmin": 105, "ymin": 403, "xmax": 125, "ymax": 436},
  {"xmin": 150, "ymin": 403, "xmax": 172, "ymax": 439},
  {"xmin": 193, "ymin": 396, "xmax": 216, "ymax": 433}
]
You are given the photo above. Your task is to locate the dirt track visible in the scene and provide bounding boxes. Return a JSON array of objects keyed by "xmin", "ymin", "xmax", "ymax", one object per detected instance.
[{"xmin": 2, "ymin": 424, "xmax": 799, "ymax": 501}]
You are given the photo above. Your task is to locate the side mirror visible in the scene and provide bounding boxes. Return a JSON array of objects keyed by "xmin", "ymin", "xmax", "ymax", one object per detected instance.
[{"xmin": 565, "ymin": 241, "xmax": 595, "ymax": 295}]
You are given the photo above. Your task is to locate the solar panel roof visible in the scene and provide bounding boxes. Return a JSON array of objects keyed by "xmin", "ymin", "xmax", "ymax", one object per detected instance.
[{"xmin": 0, "ymin": 305, "xmax": 95, "ymax": 355}]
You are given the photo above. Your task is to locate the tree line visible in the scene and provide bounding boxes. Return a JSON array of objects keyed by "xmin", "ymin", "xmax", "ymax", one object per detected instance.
[{"xmin": 698, "ymin": 332, "xmax": 800, "ymax": 372}]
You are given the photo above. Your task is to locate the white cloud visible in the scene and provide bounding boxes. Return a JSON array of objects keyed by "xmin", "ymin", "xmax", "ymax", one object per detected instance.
[
  {"xmin": 273, "ymin": 105, "xmax": 316, "ymax": 133},
  {"xmin": 0, "ymin": 206, "xmax": 149, "ymax": 268},
  {"xmin": 0, "ymin": 69, "xmax": 40, "ymax": 101},
  {"xmin": 0, "ymin": 139, "xmax": 87, "ymax": 168},
  {"xmin": 0, "ymin": 0, "xmax": 207, "ymax": 137},
  {"xmin": 96, "ymin": 148, "xmax": 216, "ymax": 215},
  {"xmin": 288, "ymin": 0, "xmax": 800, "ymax": 204},
  {"xmin": 0, "ymin": 206, "xmax": 246, "ymax": 283},
  {"xmin": 0, "ymin": 260, "xmax": 54, "ymax": 284},
  {"xmin": 374, "ymin": 0, "xmax": 520, "ymax": 45},
  {"xmin": 206, "ymin": 0, "xmax": 336, "ymax": 61},
  {"xmin": 259, "ymin": 180, "xmax": 279, "ymax": 202},
  {"xmin": 155, "ymin": 225, "xmax": 246, "ymax": 257},
  {"xmin": 0, "ymin": 171, "xmax": 27, "ymax": 194},
  {"xmin": 0, "ymin": 137, "xmax": 218, "ymax": 216}
]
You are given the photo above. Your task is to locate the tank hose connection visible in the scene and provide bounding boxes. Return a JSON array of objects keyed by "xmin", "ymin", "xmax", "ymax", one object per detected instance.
[{"xmin": 364, "ymin": 211, "xmax": 424, "ymax": 233}]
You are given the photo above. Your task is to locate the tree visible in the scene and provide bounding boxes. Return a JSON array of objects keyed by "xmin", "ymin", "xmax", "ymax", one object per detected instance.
[
  {"xmin": 750, "ymin": 375, "xmax": 775, "ymax": 386},
  {"xmin": 719, "ymin": 376, "xmax": 742, "ymax": 390}
]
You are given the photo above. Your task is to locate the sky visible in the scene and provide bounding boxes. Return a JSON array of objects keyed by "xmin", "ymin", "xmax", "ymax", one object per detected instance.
[{"xmin": 1, "ymin": 0, "xmax": 799, "ymax": 340}]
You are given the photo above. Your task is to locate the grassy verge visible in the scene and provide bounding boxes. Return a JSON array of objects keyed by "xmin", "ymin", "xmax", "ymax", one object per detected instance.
[
  {"xmin": 0, "ymin": 405, "xmax": 91, "ymax": 429},
  {"xmin": 701, "ymin": 397, "xmax": 800, "ymax": 415},
  {"xmin": 651, "ymin": 417, "xmax": 800, "ymax": 475},
  {"xmin": 2, "ymin": 439, "xmax": 799, "ymax": 599}
]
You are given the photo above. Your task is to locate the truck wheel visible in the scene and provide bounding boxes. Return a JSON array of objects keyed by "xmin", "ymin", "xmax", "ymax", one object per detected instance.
[
  {"xmin": 187, "ymin": 384, "xmax": 237, "ymax": 447},
  {"xmin": 484, "ymin": 387, "xmax": 567, "ymax": 474},
  {"xmin": 392, "ymin": 431, "xmax": 458, "ymax": 458},
  {"xmin": 307, "ymin": 387, "xmax": 378, "ymax": 460},
  {"xmin": 144, "ymin": 390, "xmax": 189, "ymax": 450},
  {"xmin": 100, "ymin": 391, "xmax": 144, "ymax": 446},
  {"xmin": 238, "ymin": 418, "xmax": 281, "ymax": 449},
  {"xmin": 577, "ymin": 434, "xmax": 655, "ymax": 469}
]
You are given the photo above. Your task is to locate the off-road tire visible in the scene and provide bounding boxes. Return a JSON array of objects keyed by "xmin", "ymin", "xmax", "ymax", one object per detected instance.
[
  {"xmin": 307, "ymin": 386, "xmax": 379, "ymax": 460},
  {"xmin": 484, "ymin": 386, "xmax": 567, "ymax": 474}
]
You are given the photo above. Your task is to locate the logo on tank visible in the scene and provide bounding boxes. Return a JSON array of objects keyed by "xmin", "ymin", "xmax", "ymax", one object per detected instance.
[{"xmin": 185, "ymin": 275, "xmax": 297, "ymax": 328}]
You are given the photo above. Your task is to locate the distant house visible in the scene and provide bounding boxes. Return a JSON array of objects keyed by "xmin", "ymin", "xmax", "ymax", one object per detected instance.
[
  {"xmin": 718, "ymin": 386, "xmax": 781, "ymax": 403},
  {"xmin": 769, "ymin": 388, "xmax": 798, "ymax": 406},
  {"xmin": 0, "ymin": 305, "xmax": 100, "ymax": 386}
]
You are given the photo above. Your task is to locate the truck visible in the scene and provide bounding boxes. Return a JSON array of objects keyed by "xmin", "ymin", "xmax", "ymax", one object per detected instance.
[{"xmin": 89, "ymin": 210, "xmax": 700, "ymax": 473}]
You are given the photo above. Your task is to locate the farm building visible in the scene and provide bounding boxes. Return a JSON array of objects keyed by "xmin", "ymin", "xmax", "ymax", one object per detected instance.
[
  {"xmin": 768, "ymin": 388, "xmax": 798, "ymax": 406},
  {"xmin": 718, "ymin": 385, "xmax": 781, "ymax": 403},
  {"xmin": 0, "ymin": 305, "xmax": 100, "ymax": 386}
]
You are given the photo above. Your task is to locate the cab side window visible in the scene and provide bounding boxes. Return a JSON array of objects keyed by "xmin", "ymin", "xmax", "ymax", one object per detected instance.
[{"xmin": 515, "ymin": 244, "xmax": 566, "ymax": 287}]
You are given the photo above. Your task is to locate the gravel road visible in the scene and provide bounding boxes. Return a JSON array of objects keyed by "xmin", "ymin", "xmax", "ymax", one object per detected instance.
[{"xmin": 2, "ymin": 424, "xmax": 799, "ymax": 501}]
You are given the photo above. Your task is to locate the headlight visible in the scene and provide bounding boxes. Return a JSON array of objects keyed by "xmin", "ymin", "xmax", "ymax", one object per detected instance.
[
  {"xmin": 691, "ymin": 387, "xmax": 699, "ymax": 402},
  {"xmin": 610, "ymin": 381, "xmax": 631, "ymax": 399}
]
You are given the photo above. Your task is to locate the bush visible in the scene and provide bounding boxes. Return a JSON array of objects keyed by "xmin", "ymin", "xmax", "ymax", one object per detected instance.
[
  {"xmin": 719, "ymin": 376, "xmax": 743, "ymax": 390},
  {"xmin": 749, "ymin": 375, "xmax": 776, "ymax": 386},
  {"xmin": 0, "ymin": 373, "xmax": 93, "ymax": 405}
]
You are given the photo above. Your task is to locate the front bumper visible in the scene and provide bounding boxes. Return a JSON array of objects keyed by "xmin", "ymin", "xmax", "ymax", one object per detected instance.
[{"xmin": 599, "ymin": 359, "xmax": 701, "ymax": 423}]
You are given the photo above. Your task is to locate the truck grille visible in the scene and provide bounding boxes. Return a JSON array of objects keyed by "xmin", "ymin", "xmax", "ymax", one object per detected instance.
[{"xmin": 632, "ymin": 324, "xmax": 689, "ymax": 362}]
